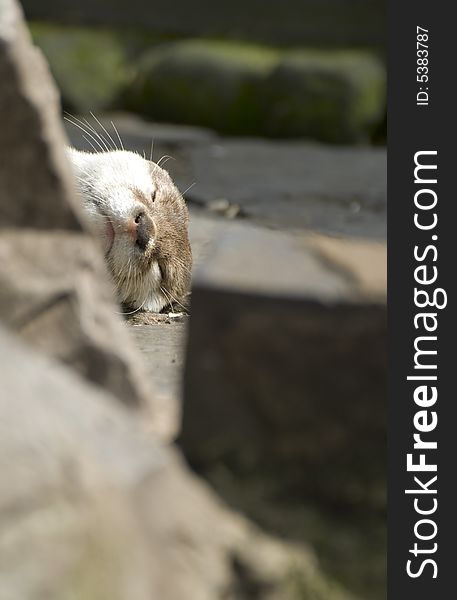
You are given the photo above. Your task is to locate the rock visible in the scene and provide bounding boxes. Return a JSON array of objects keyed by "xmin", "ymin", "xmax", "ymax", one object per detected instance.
[
  {"xmin": 308, "ymin": 235, "xmax": 386, "ymax": 300},
  {"xmin": 179, "ymin": 220, "xmax": 386, "ymax": 512},
  {"xmin": 0, "ymin": 1, "xmax": 82, "ymax": 230},
  {"xmin": 265, "ymin": 51, "xmax": 386, "ymax": 143},
  {"xmin": 126, "ymin": 40, "xmax": 278, "ymax": 136},
  {"xmin": 185, "ymin": 140, "xmax": 386, "ymax": 239},
  {"xmin": 0, "ymin": 0, "xmax": 153, "ymax": 411},
  {"xmin": 126, "ymin": 40, "xmax": 385, "ymax": 143},
  {"xmin": 0, "ymin": 325, "xmax": 156, "ymax": 600},
  {"xmin": 178, "ymin": 219, "xmax": 386, "ymax": 597},
  {"xmin": 29, "ymin": 23, "xmax": 131, "ymax": 113},
  {"xmin": 128, "ymin": 321, "xmax": 187, "ymax": 441},
  {"xmin": 0, "ymin": 325, "xmax": 353, "ymax": 600}
]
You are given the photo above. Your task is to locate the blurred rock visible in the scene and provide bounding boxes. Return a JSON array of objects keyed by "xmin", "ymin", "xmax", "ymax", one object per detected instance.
[
  {"xmin": 179, "ymin": 220, "xmax": 386, "ymax": 597},
  {"xmin": 126, "ymin": 40, "xmax": 277, "ymax": 136},
  {"xmin": 128, "ymin": 321, "xmax": 187, "ymax": 441},
  {"xmin": 126, "ymin": 40, "xmax": 385, "ymax": 143},
  {"xmin": 180, "ymin": 220, "xmax": 386, "ymax": 511},
  {"xmin": 0, "ymin": 326, "xmax": 155, "ymax": 600},
  {"xmin": 0, "ymin": 3, "xmax": 81, "ymax": 229},
  {"xmin": 0, "ymin": 0, "xmax": 153, "ymax": 410},
  {"xmin": 265, "ymin": 51, "xmax": 386, "ymax": 143},
  {"xmin": 0, "ymin": 325, "xmax": 354, "ymax": 600}
]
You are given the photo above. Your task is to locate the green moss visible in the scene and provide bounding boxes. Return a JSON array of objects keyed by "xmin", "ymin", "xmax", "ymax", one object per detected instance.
[
  {"xmin": 264, "ymin": 51, "xmax": 386, "ymax": 142},
  {"xmin": 125, "ymin": 39, "xmax": 280, "ymax": 135},
  {"xmin": 28, "ymin": 24, "xmax": 386, "ymax": 142},
  {"xmin": 126, "ymin": 41, "xmax": 385, "ymax": 142},
  {"xmin": 29, "ymin": 23, "xmax": 132, "ymax": 112}
]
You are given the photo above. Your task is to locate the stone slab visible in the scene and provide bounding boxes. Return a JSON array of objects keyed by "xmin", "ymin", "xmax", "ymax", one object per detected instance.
[
  {"xmin": 179, "ymin": 218, "xmax": 386, "ymax": 511},
  {"xmin": 0, "ymin": 323, "xmax": 353, "ymax": 600}
]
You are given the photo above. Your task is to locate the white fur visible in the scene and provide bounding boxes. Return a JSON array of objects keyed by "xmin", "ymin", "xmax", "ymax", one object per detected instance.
[{"xmin": 67, "ymin": 148, "xmax": 167, "ymax": 312}]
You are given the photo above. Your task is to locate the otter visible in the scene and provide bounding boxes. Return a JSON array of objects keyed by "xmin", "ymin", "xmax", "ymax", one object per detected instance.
[{"xmin": 66, "ymin": 146, "xmax": 192, "ymax": 315}]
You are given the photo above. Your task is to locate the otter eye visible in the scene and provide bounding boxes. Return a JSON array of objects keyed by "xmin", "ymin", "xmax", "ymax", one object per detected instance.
[
  {"xmin": 151, "ymin": 189, "xmax": 156, "ymax": 202},
  {"xmin": 158, "ymin": 264, "xmax": 164, "ymax": 280},
  {"xmin": 134, "ymin": 211, "xmax": 144, "ymax": 224}
]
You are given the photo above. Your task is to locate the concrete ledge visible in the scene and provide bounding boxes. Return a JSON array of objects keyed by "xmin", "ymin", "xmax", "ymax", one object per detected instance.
[{"xmin": 179, "ymin": 222, "xmax": 386, "ymax": 510}]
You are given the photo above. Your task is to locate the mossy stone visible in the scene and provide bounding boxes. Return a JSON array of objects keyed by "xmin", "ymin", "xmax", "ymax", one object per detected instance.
[
  {"xmin": 29, "ymin": 25, "xmax": 386, "ymax": 142},
  {"xmin": 126, "ymin": 40, "xmax": 280, "ymax": 135},
  {"xmin": 264, "ymin": 51, "xmax": 386, "ymax": 143},
  {"xmin": 29, "ymin": 23, "xmax": 131, "ymax": 113},
  {"xmin": 127, "ymin": 41, "xmax": 385, "ymax": 142}
]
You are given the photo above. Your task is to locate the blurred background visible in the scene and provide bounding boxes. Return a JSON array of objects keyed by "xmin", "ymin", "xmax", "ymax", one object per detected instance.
[
  {"xmin": 9, "ymin": 2, "xmax": 387, "ymax": 600},
  {"xmin": 21, "ymin": 0, "xmax": 386, "ymax": 145}
]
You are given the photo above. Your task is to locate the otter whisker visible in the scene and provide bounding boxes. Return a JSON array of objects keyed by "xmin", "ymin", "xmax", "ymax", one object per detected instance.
[
  {"xmin": 181, "ymin": 181, "xmax": 196, "ymax": 197},
  {"xmin": 174, "ymin": 258, "xmax": 193, "ymax": 277},
  {"xmin": 171, "ymin": 254, "xmax": 193, "ymax": 274},
  {"xmin": 83, "ymin": 116, "xmax": 111, "ymax": 152},
  {"xmin": 157, "ymin": 155, "xmax": 174, "ymax": 169},
  {"xmin": 80, "ymin": 134, "xmax": 100, "ymax": 154},
  {"xmin": 157, "ymin": 154, "xmax": 174, "ymax": 167},
  {"xmin": 90, "ymin": 112, "xmax": 119, "ymax": 152},
  {"xmin": 115, "ymin": 297, "xmax": 147, "ymax": 316},
  {"xmin": 160, "ymin": 286, "xmax": 175, "ymax": 312},
  {"xmin": 64, "ymin": 116, "xmax": 107, "ymax": 153},
  {"xmin": 161, "ymin": 286, "xmax": 188, "ymax": 312},
  {"xmin": 111, "ymin": 121, "xmax": 124, "ymax": 151},
  {"xmin": 149, "ymin": 139, "xmax": 154, "ymax": 161},
  {"xmin": 65, "ymin": 112, "xmax": 111, "ymax": 153}
]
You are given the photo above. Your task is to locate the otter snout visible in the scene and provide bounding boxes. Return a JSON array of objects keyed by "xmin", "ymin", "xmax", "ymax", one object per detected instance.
[
  {"xmin": 66, "ymin": 146, "xmax": 192, "ymax": 313},
  {"xmin": 132, "ymin": 209, "xmax": 155, "ymax": 251}
]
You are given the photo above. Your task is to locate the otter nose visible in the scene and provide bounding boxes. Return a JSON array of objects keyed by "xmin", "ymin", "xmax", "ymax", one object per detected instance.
[{"xmin": 133, "ymin": 210, "xmax": 155, "ymax": 251}]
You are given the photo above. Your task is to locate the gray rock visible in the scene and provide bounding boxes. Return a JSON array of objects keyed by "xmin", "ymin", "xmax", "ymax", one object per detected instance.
[
  {"xmin": 0, "ymin": 325, "xmax": 353, "ymax": 600},
  {"xmin": 0, "ymin": 325, "xmax": 157, "ymax": 600},
  {"xmin": 178, "ymin": 219, "xmax": 386, "ymax": 598},
  {"xmin": 179, "ymin": 219, "xmax": 386, "ymax": 511},
  {"xmin": 0, "ymin": 0, "xmax": 153, "ymax": 411},
  {"xmin": 0, "ymin": 0, "xmax": 82, "ymax": 229},
  {"xmin": 185, "ymin": 140, "xmax": 386, "ymax": 239},
  {"xmin": 125, "ymin": 41, "xmax": 385, "ymax": 143},
  {"xmin": 128, "ymin": 321, "xmax": 187, "ymax": 441}
]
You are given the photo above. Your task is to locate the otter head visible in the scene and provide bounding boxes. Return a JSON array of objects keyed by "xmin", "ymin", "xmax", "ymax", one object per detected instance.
[{"xmin": 67, "ymin": 148, "xmax": 192, "ymax": 313}]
